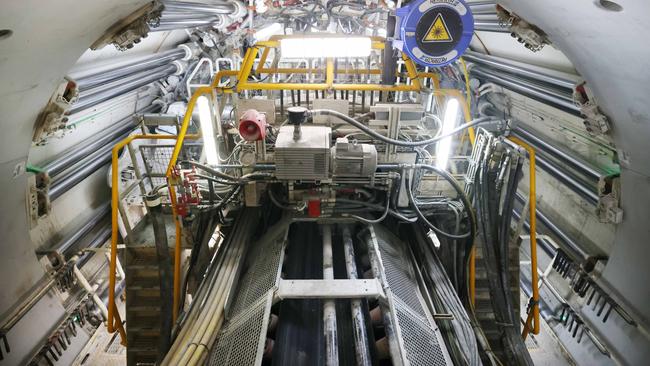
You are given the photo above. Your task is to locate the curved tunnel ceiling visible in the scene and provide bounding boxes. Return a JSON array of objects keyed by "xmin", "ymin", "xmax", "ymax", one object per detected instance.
[
  {"xmin": 500, "ymin": 0, "xmax": 650, "ymax": 327},
  {"xmin": 0, "ymin": 0, "xmax": 152, "ymax": 316},
  {"xmin": 0, "ymin": 0, "xmax": 648, "ymax": 353}
]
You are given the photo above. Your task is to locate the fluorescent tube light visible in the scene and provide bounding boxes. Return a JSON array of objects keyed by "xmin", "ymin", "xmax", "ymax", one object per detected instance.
[
  {"xmin": 197, "ymin": 96, "xmax": 219, "ymax": 165},
  {"xmin": 280, "ymin": 37, "xmax": 372, "ymax": 58},
  {"xmin": 436, "ymin": 98, "xmax": 460, "ymax": 170}
]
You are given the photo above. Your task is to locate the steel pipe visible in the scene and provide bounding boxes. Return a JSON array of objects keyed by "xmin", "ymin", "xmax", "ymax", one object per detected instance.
[
  {"xmin": 69, "ymin": 64, "xmax": 178, "ymax": 114},
  {"xmin": 472, "ymin": 68, "xmax": 581, "ymax": 114},
  {"xmin": 162, "ymin": 0, "xmax": 235, "ymax": 14},
  {"xmin": 474, "ymin": 21, "xmax": 510, "ymax": 33},
  {"xmin": 44, "ymin": 104, "xmax": 158, "ymax": 177},
  {"xmin": 511, "ymin": 127, "xmax": 602, "ymax": 181},
  {"xmin": 342, "ymin": 226, "xmax": 372, "ymax": 366},
  {"xmin": 36, "ymin": 202, "xmax": 110, "ymax": 255},
  {"xmin": 73, "ymin": 48, "xmax": 186, "ymax": 91},
  {"xmin": 322, "ymin": 224, "xmax": 338, "ymax": 366},
  {"xmin": 464, "ymin": 51, "xmax": 577, "ymax": 89},
  {"xmin": 474, "ymin": 66, "xmax": 574, "ymax": 102},
  {"xmin": 514, "ymin": 192, "xmax": 590, "ymax": 262}
]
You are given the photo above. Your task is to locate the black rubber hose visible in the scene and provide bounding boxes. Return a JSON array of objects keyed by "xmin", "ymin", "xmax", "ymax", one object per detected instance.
[{"xmin": 408, "ymin": 165, "xmax": 477, "ymax": 241}]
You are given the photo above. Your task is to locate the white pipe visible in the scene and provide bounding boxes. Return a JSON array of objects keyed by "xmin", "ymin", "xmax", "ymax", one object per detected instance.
[
  {"xmin": 73, "ymin": 264, "xmax": 109, "ymax": 319},
  {"xmin": 322, "ymin": 224, "xmax": 338, "ymax": 366}
]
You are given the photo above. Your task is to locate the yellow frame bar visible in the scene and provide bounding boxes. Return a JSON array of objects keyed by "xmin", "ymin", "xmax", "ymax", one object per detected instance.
[
  {"xmin": 508, "ymin": 136, "xmax": 540, "ymax": 337},
  {"xmin": 156, "ymin": 37, "xmax": 475, "ymax": 328},
  {"xmin": 109, "ymin": 134, "xmax": 178, "ymax": 344},
  {"xmin": 108, "ymin": 132, "xmax": 202, "ymax": 343}
]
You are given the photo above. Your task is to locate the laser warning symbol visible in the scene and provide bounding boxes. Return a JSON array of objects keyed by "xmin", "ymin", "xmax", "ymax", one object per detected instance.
[{"xmin": 422, "ymin": 13, "xmax": 453, "ymax": 42}]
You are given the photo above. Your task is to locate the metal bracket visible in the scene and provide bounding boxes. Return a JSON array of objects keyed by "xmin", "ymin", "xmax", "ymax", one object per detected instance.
[{"xmin": 275, "ymin": 279, "xmax": 385, "ymax": 301}]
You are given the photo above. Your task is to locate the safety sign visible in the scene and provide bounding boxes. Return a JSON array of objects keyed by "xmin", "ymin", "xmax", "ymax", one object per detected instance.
[{"xmin": 395, "ymin": 0, "xmax": 474, "ymax": 67}]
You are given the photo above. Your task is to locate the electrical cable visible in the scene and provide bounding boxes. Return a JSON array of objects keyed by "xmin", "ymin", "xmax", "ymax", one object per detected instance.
[
  {"xmin": 406, "ymin": 165, "xmax": 477, "ymax": 240},
  {"xmin": 335, "ymin": 198, "xmax": 418, "ymax": 222},
  {"xmin": 312, "ymin": 109, "xmax": 495, "ymax": 147},
  {"xmin": 343, "ymin": 188, "xmax": 392, "ymax": 223},
  {"xmin": 407, "ymin": 177, "xmax": 471, "ymax": 239}
]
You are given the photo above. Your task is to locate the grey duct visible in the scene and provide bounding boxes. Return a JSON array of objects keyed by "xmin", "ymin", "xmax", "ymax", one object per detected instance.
[
  {"xmin": 474, "ymin": 20, "xmax": 510, "ymax": 33},
  {"xmin": 510, "ymin": 126, "xmax": 602, "ymax": 181},
  {"xmin": 532, "ymin": 152, "xmax": 599, "ymax": 206},
  {"xmin": 44, "ymin": 104, "xmax": 158, "ymax": 178},
  {"xmin": 49, "ymin": 104, "xmax": 162, "ymax": 200},
  {"xmin": 69, "ymin": 63, "xmax": 179, "ymax": 115},
  {"xmin": 475, "ymin": 66, "xmax": 574, "ymax": 103},
  {"xmin": 35, "ymin": 202, "xmax": 110, "ymax": 256},
  {"xmin": 77, "ymin": 225, "xmax": 112, "ymax": 268},
  {"xmin": 153, "ymin": 0, "xmax": 236, "ymax": 32},
  {"xmin": 48, "ymin": 136, "xmax": 118, "ymax": 200},
  {"xmin": 464, "ymin": 51, "xmax": 577, "ymax": 89},
  {"xmin": 514, "ymin": 192, "xmax": 590, "ymax": 262},
  {"xmin": 72, "ymin": 48, "xmax": 187, "ymax": 91},
  {"xmin": 471, "ymin": 68, "xmax": 581, "ymax": 114},
  {"xmin": 162, "ymin": 0, "xmax": 236, "ymax": 14}
]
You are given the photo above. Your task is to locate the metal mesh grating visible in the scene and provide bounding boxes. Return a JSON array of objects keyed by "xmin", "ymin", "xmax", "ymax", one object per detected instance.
[
  {"xmin": 393, "ymin": 296, "xmax": 449, "ymax": 366},
  {"xmin": 139, "ymin": 143, "xmax": 202, "ymax": 186},
  {"xmin": 377, "ymin": 236, "xmax": 426, "ymax": 317},
  {"xmin": 209, "ymin": 293, "xmax": 271, "ymax": 366},
  {"xmin": 208, "ymin": 218, "xmax": 290, "ymax": 366},
  {"xmin": 230, "ymin": 234, "xmax": 285, "ymax": 315},
  {"xmin": 372, "ymin": 226, "xmax": 452, "ymax": 366}
]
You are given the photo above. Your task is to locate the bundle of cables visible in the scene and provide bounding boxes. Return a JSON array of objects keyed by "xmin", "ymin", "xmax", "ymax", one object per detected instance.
[{"xmin": 473, "ymin": 140, "xmax": 533, "ymax": 366}]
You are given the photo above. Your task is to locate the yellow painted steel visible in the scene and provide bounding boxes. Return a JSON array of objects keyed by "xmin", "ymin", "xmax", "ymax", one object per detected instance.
[
  {"xmin": 508, "ymin": 136, "xmax": 540, "ymax": 337},
  {"xmin": 257, "ymin": 67, "xmax": 383, "ymax": 75},
  {"xmin": 107, "ymin": 35, "xmax": 476, "ymax": 347},
  {"xmin": 162, "ymin": 87, "xmax": 213, "ymax": 321},
  {"xmin": 157, "ymin": 36, "xmax": 471, "ymax": 326},
  {"xmin": 256, "ymin": 46, "xmax": 271, "ymax": 74},
  {"xmin": 109, "ymin": 134, "xmax": 178, "ymax": 344}
]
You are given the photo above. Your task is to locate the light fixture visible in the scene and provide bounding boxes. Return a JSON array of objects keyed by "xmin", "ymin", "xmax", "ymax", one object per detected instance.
[
  {"xmin": 436, "ymin": 98, "xmax": 460, "ymax": 170},
  {"xmin": 197, "ymin": 96, "xmax": 219, "ymax": 165},
  {"xmin": 280, "ymin": 37, "xmax": 372, "ymax": 58},
  {"xmin": 254, "ymin": 22, "xmax": 282, "ymax": 42}
]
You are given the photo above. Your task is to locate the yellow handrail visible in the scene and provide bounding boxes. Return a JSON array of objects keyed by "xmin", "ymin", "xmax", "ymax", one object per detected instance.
[
  {"xmin": 160, "ymin": 37, "xmax": 476, "ymax": 326},
  {"xmin": 108, "ymin": 133, "xmax": 200, "ymax": 342},
  {"xmin": 109, "ymin": 134, "xmax": 178, "ymax": 343},
  {"xmin": 508, "ymin": 136, "xmax": 540, "ymax": 337}
]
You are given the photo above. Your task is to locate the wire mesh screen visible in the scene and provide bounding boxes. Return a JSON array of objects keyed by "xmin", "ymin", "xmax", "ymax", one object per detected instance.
[
  {"xmin": 139, "ymin": 143, "xmax": 202, "ymax": 187},
  {"xmin": 208, "ymin": 219, "xmax": 289, "ymax": 366},
  {"xmin": 372, "ymin": 225, "xmax": 452, "ymax": 366}
]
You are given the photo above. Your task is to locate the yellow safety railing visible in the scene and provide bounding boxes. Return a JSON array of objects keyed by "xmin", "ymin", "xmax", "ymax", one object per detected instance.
[
  {"xmin": 108, "ymin": 134, "xmax": 200, "ymax": 343},
  {"xmin": 508, "ymin": 136, "xmax": 540, "ymax": 337},
  {"xmin": 106, "ymin": 36, "xmax": 478, "ymax": 342}
]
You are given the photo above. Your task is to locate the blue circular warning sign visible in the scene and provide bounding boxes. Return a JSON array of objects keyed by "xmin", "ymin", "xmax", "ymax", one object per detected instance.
[{"xmin": 396, "ymin": 0, "xmax": 474, "ymax": 68}]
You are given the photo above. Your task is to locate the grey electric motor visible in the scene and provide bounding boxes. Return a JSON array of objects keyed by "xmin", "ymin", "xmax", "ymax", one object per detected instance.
[{"xmin": 330, "ymin": 138, "xmax": 377, "ymax": 177}]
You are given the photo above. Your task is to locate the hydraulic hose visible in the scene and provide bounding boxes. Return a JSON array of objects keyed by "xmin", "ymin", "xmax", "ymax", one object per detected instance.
[
  {"xmin": 311, "ymin": 109, "xmax": 495, "ymax": 147},
  {"xmin": 407, "ymin": 177, "xmax": 471, "ymax": 239},
  {"xmin": 343, "ymin": 188, "xmax": 392, "ymax": 224},
  {"xmin": 406, "ymin": 164, "xmax": 477, "ymax": 240}
]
